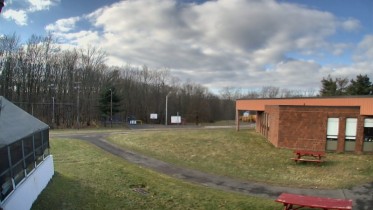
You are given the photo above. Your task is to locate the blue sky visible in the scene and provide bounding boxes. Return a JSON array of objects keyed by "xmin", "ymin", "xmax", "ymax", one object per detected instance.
[{"xmin": 1, "ymin": 0, "xmax": 373, "ymax": 92}]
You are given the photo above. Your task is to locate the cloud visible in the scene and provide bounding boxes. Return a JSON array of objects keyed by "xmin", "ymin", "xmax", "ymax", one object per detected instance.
[
  {"xmin": 2, "ymin": 0, "xmax": 60, "ymax": 25},
  {"xmin": 45, "ymin": 17, "xmax": 81, "ymax": 33},
  {"xmin": 354, "ymin": 35, "xmax": 373, "ymax": 62},
  {"xmin": 27, "ymin": 0, "xmax": 59, "ymax": 12},
  {"xmin": 3, "ymin": 9, "xmax": 28, "ymax": 26},
  {"xmin": 340, "ymin": 18, "xmax": 361, "ymax": 32},
  {"xmin": 48, "ymin": 0, "xmax": 368, "ymax": 90}
]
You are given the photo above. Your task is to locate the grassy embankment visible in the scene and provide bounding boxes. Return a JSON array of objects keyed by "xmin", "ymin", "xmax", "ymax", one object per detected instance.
[{"xmin": 107, "ymin": 129, "xmax": 373, "ymax": 189}]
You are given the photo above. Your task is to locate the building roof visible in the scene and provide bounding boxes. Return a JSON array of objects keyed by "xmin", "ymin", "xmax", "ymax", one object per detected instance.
[
  {"xmin": 236, "ymin": 96, "xmax": 373, "ymax": 115},
  {"xmin": 0, "ymin": 96, "xmax": 49, "ymax": 148}
]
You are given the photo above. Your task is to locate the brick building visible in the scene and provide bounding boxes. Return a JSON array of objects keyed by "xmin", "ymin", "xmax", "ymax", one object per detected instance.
[{"xmin": 236, "ymin": 96, "xmax": 373, "ymax": 153}]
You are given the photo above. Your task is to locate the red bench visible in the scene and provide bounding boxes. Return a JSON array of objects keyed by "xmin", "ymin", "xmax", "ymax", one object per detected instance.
[
  {"xmin": 276, "ymin": 193, "xmax": 352, "ymax": 210},
  {"xmin": 291, "ymin": 150, "xmax": 325, "ymax": 164}
]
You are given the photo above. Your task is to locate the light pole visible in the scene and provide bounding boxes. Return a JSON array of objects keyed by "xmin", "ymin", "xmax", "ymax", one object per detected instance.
[
  {"xmin": 109, "ymin": 89, "xmax": 113, "ymax": 128},
  {"xmin": 165, "ymin": 92, "xmax": 171, "ymax": 126}
]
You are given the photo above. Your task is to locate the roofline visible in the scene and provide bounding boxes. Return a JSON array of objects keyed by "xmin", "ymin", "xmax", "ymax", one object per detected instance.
[{"xmin": 236, "ymin": 95, "xmax": 373, "ymax": 101}]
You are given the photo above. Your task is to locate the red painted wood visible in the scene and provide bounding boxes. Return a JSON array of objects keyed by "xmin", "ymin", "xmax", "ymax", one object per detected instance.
[
  {"xmin": 276, "ymin": 193, "xmax": 352, "ymax": 210},
  {"xmin": 294, "ymin": 150, "xmax": 325, "ymax": 157}
]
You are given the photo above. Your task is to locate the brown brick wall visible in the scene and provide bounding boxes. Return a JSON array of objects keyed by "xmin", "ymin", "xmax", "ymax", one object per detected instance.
[
  {"xmin": 266, "ymin": 106, "xmax": 280, "ymax": 147},
  {"xmin": 264, "ymin": 105, "xmax": 362, "ymax": 152}
]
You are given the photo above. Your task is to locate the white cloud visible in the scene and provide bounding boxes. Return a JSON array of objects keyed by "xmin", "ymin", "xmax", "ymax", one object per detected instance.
[
  {"xmin": 48, "ymin": 0, "xmax": 369, "ymax": 90},
  {"xmin": 27, "ymin": 0, "xmax": 59, "ymax": 12},
  {"xmin": 2, "ymin": 0, "xmax": 59, "ymax": 25},
  {"xmin": 354, "ymin": 35, "xmax": 373, "ymax": 62},
  {"xmin": 340, "ymin": 18, "xmax": 361, "ymax": 32},
  {"xmin": 45, "ymin": 17, "xmax": 80, "ymax": 33},
  {"xmin": 3, "ymin": 9, "xmax": 28, "ymax": 26}
]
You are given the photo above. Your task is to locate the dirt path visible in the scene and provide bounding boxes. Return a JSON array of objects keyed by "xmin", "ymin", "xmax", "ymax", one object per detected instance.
[{"xmin": 52, "ymin": 131, "xmax": 373, "ymax": 210}]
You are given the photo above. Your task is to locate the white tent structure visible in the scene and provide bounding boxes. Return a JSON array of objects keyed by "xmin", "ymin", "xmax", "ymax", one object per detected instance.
[{"xmin": 0, "ymin": 96, "xmax": 54, "ymax": 210}]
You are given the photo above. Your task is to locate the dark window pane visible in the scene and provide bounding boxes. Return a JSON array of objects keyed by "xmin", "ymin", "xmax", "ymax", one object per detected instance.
[
  {"xmin": 23, "ymin": 136, "xmax": 34, "ymax": 158},
  {"xmin": 25, "ymin": 153, "xmax": 35, "ymax": 174},
  {"xmin": 0, "ymin": 171, "xmax": 13, "ymax": 201},
  {"xmin": 0, "ymin": 147, "xmax": 9, "ymax": 175},
  {"xmin": 364, "ymin": 127, "xmax": 373, "ymax": 142},
  {"xmin": 34, "ymin": 132, "xmax": 42, "ymax": 149},
  {"xmin": 12, "ymin": 162, "xmax": 24, "ymax": 186},
  {"xmin": 10, "ymin": 141, "xmax": 22, "ymax": 165},
  {"xmin": 35, "ymin": 147, "xmax": 43, "ymax": 165}
]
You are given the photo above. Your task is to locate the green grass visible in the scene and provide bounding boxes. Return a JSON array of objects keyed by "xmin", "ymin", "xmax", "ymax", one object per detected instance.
[
  {"xmin": 32, "ymin": 138, "xmax": 280, "ymax": 210},
  {"xmin": 107, "ymin": 129, "xmax": 373, "ymax": 189}
]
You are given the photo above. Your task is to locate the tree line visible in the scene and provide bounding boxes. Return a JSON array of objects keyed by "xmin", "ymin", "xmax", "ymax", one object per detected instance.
[
  {"xmin": 320, "ymin": 74, "xmax": 373, "ymax": 96},
  {"xmin": 2, "ymin": 33, "xmax": 370, "ymax": 128},
  {"xmin": 0, "ymin": 33, "xmax": 240, "ymax": 128}
]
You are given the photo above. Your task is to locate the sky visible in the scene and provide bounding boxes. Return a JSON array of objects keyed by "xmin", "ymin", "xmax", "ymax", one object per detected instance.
[{"xmin": 1, "ymin": 0, "xmax": 373, "ymax": 93}]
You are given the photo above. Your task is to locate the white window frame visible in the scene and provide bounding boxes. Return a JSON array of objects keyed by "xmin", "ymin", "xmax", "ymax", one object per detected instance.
[{"xmin": 345, "ymin": 118, "xmax": 357, "ymax": 140}]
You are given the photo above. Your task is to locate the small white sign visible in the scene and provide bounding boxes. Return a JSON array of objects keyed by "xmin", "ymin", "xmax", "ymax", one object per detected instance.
[
  {"xmin": 171, "ymin": 116, "xmax": 181, "ymax": 124},
  {"xmin": 150, "ymin": 113, "xmax": 158, "ymax": 119}
]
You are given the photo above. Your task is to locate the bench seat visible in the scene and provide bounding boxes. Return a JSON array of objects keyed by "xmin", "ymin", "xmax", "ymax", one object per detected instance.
[
  {"xmin": 276, "ymin": 193, "xmax": 352, "ymax": 210},
  {"xmin": 290, "ymin": 158, "xmax": 324, "ymax": 163}
]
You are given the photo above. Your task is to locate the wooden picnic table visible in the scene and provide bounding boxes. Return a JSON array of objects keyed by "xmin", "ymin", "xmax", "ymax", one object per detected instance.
[
  {"xmin": 275, "ymin": 193, "xmax": 353, "ymax": 210},
  {"xmin": 291, "ymin": 150, "xmax": 326, "ymax": 164}
]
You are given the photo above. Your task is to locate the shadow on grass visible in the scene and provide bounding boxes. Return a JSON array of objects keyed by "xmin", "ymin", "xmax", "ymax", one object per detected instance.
[{"xmin": 31, "ymin": 171, "xmax": 94, "ymax": 210}]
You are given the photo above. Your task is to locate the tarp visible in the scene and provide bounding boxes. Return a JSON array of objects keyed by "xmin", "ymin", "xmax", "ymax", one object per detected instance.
[{"xmin": 0, "ymin": 96, "xmax": 49, "ymax": 148}]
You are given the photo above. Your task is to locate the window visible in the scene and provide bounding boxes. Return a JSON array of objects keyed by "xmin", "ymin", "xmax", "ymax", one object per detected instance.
[
  {"xmin": 0, "ymin": 129, "xmax": 50, "ymax": 202},
  {"xmin": 9, "ymin": 141, "xmax": 25, "ymax": 186},
  {"xmin": 363, "ymin": 118, "xmax": 373, "ymax": 152},
  {"xmin": 326, "ymin": 118, "xmax": 339, "ymax": 151},
  {"xmin": 327, "ymin": 118, "xmax": 339, "ymax": 139},
  {"xmin": 345, "ymin": 118, "xmax": 357, "ymax": 151},
  {"xmin": 42, "ymin": 129, "xmax": 50, "ymax": 157},
  {"xmin": 23, "ymin": 136, "xmax": 35, "ymax": 174},
  {"xmin": 0, "ymin": 146, "xmax": 12, "ymax": 201},
  {"xmin": 345, "ymin": 118, "xmax": 357, "ymax": 140},
  {"xmin": 34, "ymin": 132, "xmax": 43, "ymax": 165}
]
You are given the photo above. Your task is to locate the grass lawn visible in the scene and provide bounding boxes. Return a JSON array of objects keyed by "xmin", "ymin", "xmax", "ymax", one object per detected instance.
[
  {"xmin": 32, "ymin": 138, "xmax": 280, "ymax": 210},
  {"xmin": 107, "ymin": 128, "xmax": 373, "ymax": 189}
]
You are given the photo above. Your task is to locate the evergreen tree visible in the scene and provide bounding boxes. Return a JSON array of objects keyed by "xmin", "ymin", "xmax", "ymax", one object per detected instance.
[
  {"xmin": 99, "ymin": 87, "xmax": 121, "ymax": 123},
  {"xmin": 346, "ymin": 74, "xmax": 372, "ymax": 95},
  {"xmin": 320, "ymin": 75, "xmax": 348, "ymax": 96}
]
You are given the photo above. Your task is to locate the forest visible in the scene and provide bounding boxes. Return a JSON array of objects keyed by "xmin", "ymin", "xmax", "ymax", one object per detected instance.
[{"xmin": 0, "ymin": 33, "xmax": 372, "ymax": 128}]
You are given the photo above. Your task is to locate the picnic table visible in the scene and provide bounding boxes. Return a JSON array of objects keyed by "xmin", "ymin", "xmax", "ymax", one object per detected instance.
[
  {"xmin": 291, "ymin": 150, "xmax": 325, "ymax": 164},
  {"xmin": 275, "ymin": 193, "xmax": 353, "ymax": 210}
]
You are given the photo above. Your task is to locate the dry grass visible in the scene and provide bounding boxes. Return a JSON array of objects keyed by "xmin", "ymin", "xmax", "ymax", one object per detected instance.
[{"xmin": 108, "ymin": 128, "xmax": 373, "ymax": 189}]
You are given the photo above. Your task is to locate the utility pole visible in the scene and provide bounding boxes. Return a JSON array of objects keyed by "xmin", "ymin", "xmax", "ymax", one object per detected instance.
[
  {"xmin": 75, "ymin": 82, "xmax": 81, "ymax": 129},
  {"xmin": 109, "ymin": 89, "xmax": 113, "ymax": 128},
  {"xmin": 52, "ymin": 96, "xmax": 55, "ymax": 124},
  {"xmin": 49, "ymin": 83, "xmax": 56, "ymax": 127}
]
